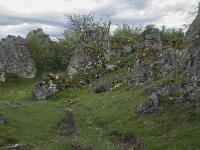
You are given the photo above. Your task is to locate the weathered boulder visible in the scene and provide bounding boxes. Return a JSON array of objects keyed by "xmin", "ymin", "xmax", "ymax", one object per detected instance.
[
  {"xmin": 0, "ymin": 35, "xmax": 36, "ymax": 79},
  {"xmin": 68, "ymin": 26, "xmax": 110, "ymax": 75},
  {"xmin": 33, "ymin": 73, "xmax": 66, "ymax": 100},
  {"xmin": 137, "ymin": 94, "xmax": 160, "ymax": 115},
  {"xmin": 33, "ymin": 81, "xmax": 58, "ymax": 100}
]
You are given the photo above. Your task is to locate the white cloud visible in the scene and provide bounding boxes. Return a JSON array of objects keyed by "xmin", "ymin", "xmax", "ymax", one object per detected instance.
[{"xmin": 0, "ymin": 0, "xmax": 199, "ymax": 39}]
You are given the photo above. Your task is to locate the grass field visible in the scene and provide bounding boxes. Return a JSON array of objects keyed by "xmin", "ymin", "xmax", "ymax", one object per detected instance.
[{"xmin": 1, "ymin": 58, "xmax": 200, "ymax": 150}]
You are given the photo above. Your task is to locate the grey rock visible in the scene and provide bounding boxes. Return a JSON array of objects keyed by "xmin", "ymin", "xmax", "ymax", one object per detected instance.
[
  {"xmin": 9, "ymin": 144, "xmax": 22, "ymax": 150},
  {"xmin": 147, "ymin": 86, "xmax": 170, "ymax": 97},
  {"xmin": 106, "ymin": 64, "xmax": 116, "ymax": 71},
  {"xmin": 0, "ymin": 64, "xmax": 6, "ymax": 82},
  {"xmin": 123, "ymin": 44, "xmax": 133, "ymax": 54},
  {"xmin": 185, "ymin": 4, "xmax": 200, "ymax": 78},
  {"xmin": 0, "ymin": 116, "xmax": 9, "ymax": 125},
  {"xmin": 32, "ymin": 73, "xmax": 66, "ymax": 100},
  {"xmin": 0, "ymin": 35, "xmax": 36, "ymax": 78},
  {"xmin": 33, "ymin": 81, "xmax": 58, "ymax": 100},
  {"xmin": 137, "ymin": 94, "xmax": 160, "ymax": 115},
  {"xmin": 68, "ymin": 26, "xmax": 110, "ymax": 75}
]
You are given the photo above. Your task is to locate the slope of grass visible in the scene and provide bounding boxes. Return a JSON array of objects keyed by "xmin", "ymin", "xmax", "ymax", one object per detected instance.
[{"xmin": 0, "ymin": 59, "xmax": 200, "ymax": 149}]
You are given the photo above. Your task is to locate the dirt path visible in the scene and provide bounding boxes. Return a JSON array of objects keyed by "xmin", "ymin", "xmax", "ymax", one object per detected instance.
[{"xmin": 58, "ymin": 107, "xmax": 76, "ymax": 136}]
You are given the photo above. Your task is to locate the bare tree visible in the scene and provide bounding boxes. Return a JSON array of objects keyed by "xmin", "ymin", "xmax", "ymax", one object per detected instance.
[{"xmin": 65, "ymin": 12, "xmax": 100, "ymax": 32}]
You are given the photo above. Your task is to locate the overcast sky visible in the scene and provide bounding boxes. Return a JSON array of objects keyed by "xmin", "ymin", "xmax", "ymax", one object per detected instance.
[{"xmin": 0, "ymin": 0, "xmax": 198, "ymax": 39}]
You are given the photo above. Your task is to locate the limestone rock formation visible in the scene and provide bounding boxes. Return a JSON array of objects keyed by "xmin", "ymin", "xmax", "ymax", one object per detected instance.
[
  {"xmin": 0, "ymin": 35, "xmax": 36, "ymax": 79},
  {"xmin": 185, "ymin": 3, "xmax": 200, "ymax": 78},
  {"xmin": 68, "ymin": 26, "xmax": 110, "ymax": 75}
]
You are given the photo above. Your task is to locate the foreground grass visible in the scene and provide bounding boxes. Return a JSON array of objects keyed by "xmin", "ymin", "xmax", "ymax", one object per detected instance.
[{"xmin": 0, "ymin": 70, "xmax": 200, "ymax": 149}]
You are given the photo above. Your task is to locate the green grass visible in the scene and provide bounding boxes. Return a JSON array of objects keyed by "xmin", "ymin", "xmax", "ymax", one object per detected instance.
[{"xmin": 1, "ymin": 63, "xmax": 200, "ymax": 149}]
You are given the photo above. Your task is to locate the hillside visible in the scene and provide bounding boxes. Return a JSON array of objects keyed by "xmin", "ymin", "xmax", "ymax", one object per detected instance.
[{"xmin": 1, "ymin": 6, "xmax": 200, "ymax": 150}]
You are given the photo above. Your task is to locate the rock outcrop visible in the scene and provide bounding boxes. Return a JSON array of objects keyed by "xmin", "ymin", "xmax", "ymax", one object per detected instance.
[
  {"xmin": 33, "ymin": 73, "xmax": 66, "ymax": 100},
  {"xmin": 26, "ymin": 28, "xmax": 52, "ymax": 47},
  {"xmin": 0, "ymin": 35, "xmax": 36, "ymax": 80},
  {"xmin": 68, "ymin": 26, "xmax": 110, "ymax": 75},
  {"xmin": 185, "ymin": 3, "xmax": 200, "ymax": 78}
]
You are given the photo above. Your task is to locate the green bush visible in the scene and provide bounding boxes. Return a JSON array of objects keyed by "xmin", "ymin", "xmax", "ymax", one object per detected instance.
[
  {"xmin": 26, "ymin": 34, "xmax": 54, "ymax": 70},
  {"xmin": 110, "ymin": 24, "xmax": 142, "ymax": 50}
]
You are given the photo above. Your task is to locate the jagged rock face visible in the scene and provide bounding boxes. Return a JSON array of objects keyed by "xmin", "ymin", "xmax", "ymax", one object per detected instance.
[
  {"xmin": 185, "ymin": 5, "xmax": 200, "ymax": 78},
  {"xmin": 68, "ymin": 27, "xmax": 110, "ymax": 75},
  {"xmin": 143, "ymin": 28, "xmax": 163, "ymax": 51},
  {"xmin": 32, "ymin": 73, "xmax": 66, "ymax": 100},
  {"xmin": 26, "ymin": 28, "xmax": 52, "ymax": 47},
  {"xmin": 137, "ymin": 94, "xmax": 160, "ymax": 115},
  {"xmin": 0, "ymin": 35, "xmax": 36, "ymax": 79}
]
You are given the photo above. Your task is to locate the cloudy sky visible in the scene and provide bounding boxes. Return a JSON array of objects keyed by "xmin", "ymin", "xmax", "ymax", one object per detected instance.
[{"xmin": 0, "ymin": 0, "xmax": 198, "ymax": 39}]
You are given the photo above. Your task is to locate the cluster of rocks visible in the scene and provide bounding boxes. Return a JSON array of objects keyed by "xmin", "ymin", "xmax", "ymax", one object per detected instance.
[
  {"xmin": 133, "ymin": 25, "xmax": 184, "ymax": 86},
  {"xmin": 0, "ymin": 28, "xmax": 55, "ymax": 83},
  {"xmin": 110, "ymin": 43, "xmax": 135, "ymax": 58},
  {"xmin": 68, "ymin": 26, "xmax": 110, "ymax": 75},
  {"xmin": 32, "ymin": 73, "xmax": 66, "ymax": 100},
  {"xmin": 136, "ymin": 4, "xmax": 200, "ymax": 115}
]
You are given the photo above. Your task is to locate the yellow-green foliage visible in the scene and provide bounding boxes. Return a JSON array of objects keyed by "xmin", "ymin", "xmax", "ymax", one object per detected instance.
[{"xmin": 171, "ymin": 38, "xmax": 185, "ymax": 50}]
